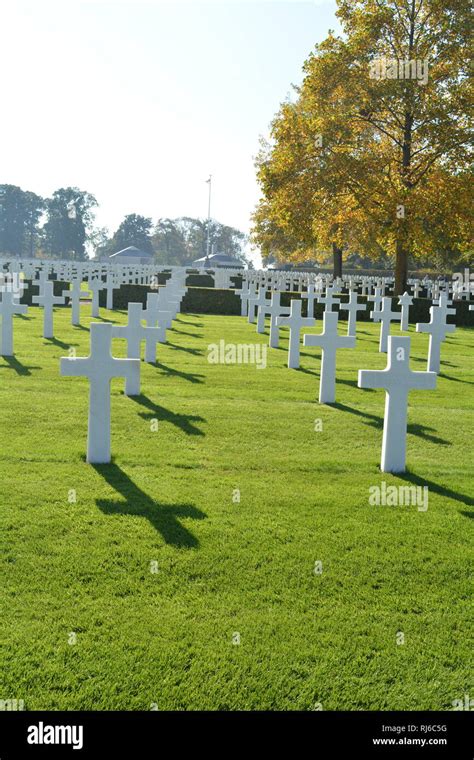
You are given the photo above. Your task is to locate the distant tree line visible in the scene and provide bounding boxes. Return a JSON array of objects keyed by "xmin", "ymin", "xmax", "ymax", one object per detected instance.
[{"xmin": 0, "ymin": 184, "xmax": 250, "ymax": 266}]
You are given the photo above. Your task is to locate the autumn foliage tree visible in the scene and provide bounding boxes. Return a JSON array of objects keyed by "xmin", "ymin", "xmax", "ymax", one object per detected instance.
[{"xmin": 253, "ymin": 0, "xmax": 473, "ymax": 292}]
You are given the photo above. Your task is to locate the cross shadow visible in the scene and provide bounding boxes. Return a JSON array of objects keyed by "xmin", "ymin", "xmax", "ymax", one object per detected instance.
[
  {"xmin": 73, "ymin": 323, "xmax": 90, "ymax": 331},
  {"xmin": 332, "ymin": 402, "xmax": 451, "ymax": 445},
  {"xmin": 338, "ymin": 377, "xmax": 373, "ymax": 390},
  {"xmin": 166, "ymin": 343, "xmax": 204, "ymax": 356},
  {"xmin": 175, "ymin": 317, "xmax": 203, "ymax": 327},
  {"xmin": 394, "ymin": 471, "xmax": 473, "ymax": 508},
  {"xmin": 92, "ymin": 463, "xmax": 206, "ymax": 547},
  {"xmin": 131, "ymin": 395, "xmax": 205, "ymax": 436},
  {"xmin": 171, "ymin": 328, "xmax": 203, "ymax": 338},
  {"xmin": 45, "ymin": 337, "xmax": 76, "ymax": 350},
  {"xmin": 0, "ymin": 356, "xmax": 40, "ymax": 376},
  {"xmin": 460, "ymin": 511, "xmax": 473, "ymax": 519},
  {"xmin": 156, "ymin": 362, "xmax": 205, "ymax": 384},
  {"xmin": 439, "ymin": 372, "xmax": 474, "ymax": 385},
  {"xmin": 16, "ymin": 313, "xmax": 32, "ymax": 320},
  {"xmin": 297, "ymin": 366, "xmax": 319, "ymax": 377}
]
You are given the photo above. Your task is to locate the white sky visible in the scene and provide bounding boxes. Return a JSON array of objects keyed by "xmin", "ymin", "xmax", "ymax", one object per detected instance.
[{"xmin": 0, "ymin": 0, "xmax": 338, "ymax": 261}]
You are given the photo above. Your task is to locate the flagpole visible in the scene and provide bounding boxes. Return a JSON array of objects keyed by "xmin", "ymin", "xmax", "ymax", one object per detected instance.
[{"xmin": 206, "ymin": 174, "xmax": 212, "ymax": 261}]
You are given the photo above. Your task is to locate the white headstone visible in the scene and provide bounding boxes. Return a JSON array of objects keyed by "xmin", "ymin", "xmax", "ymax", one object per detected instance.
[
  {"xmin": 358, "ymin": 336, "xmax": 437, "ymax": 473},
  {"xmin": 32, "ymin": 281, "xmax": 65, "ymax": 339},
  {"xmin": 112, "ymin": 301, "xmax": 162, "ymax": 380},
  {"xmin": 416, "ymin": 305, "xmax": 455, "ymax": 373},
  {"xmin": 317, "ymin": 286, "xmax": 340, "ymax": 312},
  {"xmin": 0, "ymin": 291, "xmax": 28, "ymax": 356},
  {"xmin": 371, "ymin": 296, "xmax": 401, "ymax": 353},
  {"xmin": 303, "ymin": 311, "xmax": 356, "ymax": 403},
  {"xmin": 63, "ymin": 280, "xmax": 91, "ymax": 326},
  {"xmin": 267, "ymin": 292, "xmax": 290, "ymax": 348},
  {"xmin": 88, "ymin": 278, "xmax": 105, "ymax": 318},
  {"xmin": 339, "ymin": 291, "xmax": 366, "ymax": 337},
  {"xmin": 235, "ymin": 280, "xmax": 250, "ymax": 317},
  {"xmin": 276, "ymin": 299, "xmax": 315, "ymax": 368},
  {"xmin": 60, "ymin": 323, "xmax": 140, "ymax": 463},
  {"xmin": 301, "ymin": 283, "xmax": 317, "ymax": 319},
  {"xmin": 398, "ymin": 291, "xmax": 413, "ymax": 331}
]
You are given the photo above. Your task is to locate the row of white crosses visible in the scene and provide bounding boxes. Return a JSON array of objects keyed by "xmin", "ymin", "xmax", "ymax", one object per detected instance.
[{"xmin": 235, "ymin": 281, "xmax": 462, "ymax": 473}]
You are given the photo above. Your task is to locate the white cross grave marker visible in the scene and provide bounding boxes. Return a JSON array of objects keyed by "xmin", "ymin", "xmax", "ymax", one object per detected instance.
[
  {"xmin": 371, "ymin": 296, "xmax": 401, "ymax": 353},
  {"xmin": 60, "ymin": 323, "xmax": 140, "ymax": 463},
  {"xmin": 235, "ymin": 281, "xmax": 250, "ymax": 317},
  {"xmin": 303, "ymin": 311, "xmax": 356, "ymax": 403},
  {"xmin": 398, "ymin": 291, "xmax": 413, "ymax": 331},
  {"xmin": 105, "ymin": 273, "xmax": 119, "ymax": 310},
  {"xmin": 358, "ymin": 336, "xmax": 437, "ymax": 473},
  {"xmin": 112, "ymin": 302, "xmax": 162, "ymax": 383},
  {"xmin": 267, "ymin": 292, "xmax": 290, "ymax": 348},
  {"xmin": 416, "ymin": 305, "xmax": 456, "ymax": 373},
  {"xmin": 367, "ymin": 286, "xmax": 384, "ymax": 313},
  {"xmin": 249, "ymin": 287, "xmax": 268, "ymax": 328},
  {"xmin": 88, "ymin": 278, "xmax": 105, "ymax": 318},
  {"xmin": 339, "ymin": 291, "xmax": 366, "ymax": 337},
  {"xmin": 143, "ymin": 292, "xmax": 172, "ymax": 342},
  {"xmin": 301, "ymin": 283, "xmax": 318, "ymax": 319},
  {"xmin": 317, "ymin": 286, "xmax": 340, "ymax": 312},
  {"xmin": 32, "ymin": 281, "xmax": 65, "ymax": 339},
  {"xmin": 276, "ymin": 299, "xmax": 315, "ymax": 368},
  {"xmin": 0, "ymin": 291, "xmax": 28, "ymax": 356},
  {"xmin": 63, "ymin": 280, "xmax": 91, "ymax": 326}
]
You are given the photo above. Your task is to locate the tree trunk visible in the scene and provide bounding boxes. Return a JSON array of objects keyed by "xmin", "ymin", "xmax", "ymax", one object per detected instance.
[
  {"xmin": 332, "ymin": 243, "xmax": 342, "ymax": 278},
  {"xmin": 393, "ymin": 0, "xmax": 415, "ymax": 297},
  {"xmin": 394, "ymin": 239, "xmax": 408, "ymax": 295}
]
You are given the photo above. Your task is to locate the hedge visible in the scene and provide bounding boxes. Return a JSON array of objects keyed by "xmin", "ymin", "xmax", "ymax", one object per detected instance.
[
  {"xmin": 101, "ymin": 284, "xmax": 474, "ymax": 326},
  {"xmin": 18, "ymin": 280, "xmax": 474, "ymax": 326},
  {"xmin": 20, "ymin": 281, "xmax": 69, "ymax": 305}
]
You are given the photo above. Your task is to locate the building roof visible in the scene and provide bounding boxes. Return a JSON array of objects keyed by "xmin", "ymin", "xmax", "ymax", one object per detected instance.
[
  {"xmin": 109, "ymin": 246, "xmax": 153, "ymax": 259},
  {"xmin": 191, "ymin": 252, "xmax": 245, "ymax": 268}
]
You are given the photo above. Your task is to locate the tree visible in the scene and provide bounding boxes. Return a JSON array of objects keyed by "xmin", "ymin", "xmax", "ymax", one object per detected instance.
[
  {"xmin": 178, "ymin": 217, "xmax": 249, "ymax": 263},
  {"xmin": 107, "ymin": 214, "xmax": 154, "ymax": 255},
  {"xmin": 42, "ymin": 187, "xmax": 98, "ymax": 260},
  {"xmin": 0, "ymin": 184, "xmax": 45, "ymax": 257},
  {"xmin": 152, "ymin": 218, "xmax": 189, "ymax": 265},
  {"xmin": 253, "ymin": 0, "xmax": 473, "ymax": 292}
]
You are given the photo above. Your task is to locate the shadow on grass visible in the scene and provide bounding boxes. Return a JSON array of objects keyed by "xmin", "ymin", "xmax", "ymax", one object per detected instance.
[
  {"xmin": 92, "ymin": 463, "xmax": 206, "ymax": 547},
  {"xmin": 439, "ymin": 372, "xmax": 474, "ymax": 385},
  {"xmin": 91, "ymin": 315, "xmax": 114, "ymax": 323},
  {"xmin": 297, "ymin": 366, "xmax": 319, "ymax": 377},
  {"xmin": 171, "ymin": 328, "xmax": 203, "ymax": 338},
  {"xmin": 0, "ymin": 356, "xmax": 40, "ymax": 376},
  {"xmin": 155, "ymin": 362, "xmax": 205, "ymax": 384},
  {"xmin": 166, "ymin": 342, "xmax": 204, "ymax": 356},
  {"xmin": 175, "ymin": 316, "xmax": 203, "ymax": 327},
  {"xmin": 332, "ymin": 402, "xmax": 451, "ymax": 446},
  {"xmin": 395, "ymin": 471, "xmax": 474, "ymax": 508},
  {"xmin": 131, "ymin": 394, "xmax": 205, "ymax": 436},
  {"xmin": 45, "ymin": 337, "xmax": 76, "ymax": 350}
]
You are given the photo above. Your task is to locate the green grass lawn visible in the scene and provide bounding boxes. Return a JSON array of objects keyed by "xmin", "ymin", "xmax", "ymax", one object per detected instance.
[{"xmin": 0, "ymin": 304, "xmax": 472, "ymax": 710}]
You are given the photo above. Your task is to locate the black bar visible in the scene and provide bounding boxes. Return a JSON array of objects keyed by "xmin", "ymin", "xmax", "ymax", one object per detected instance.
[{"xmin": 0, "ymin": 711, "xmax": 471, "ymax": 757}]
